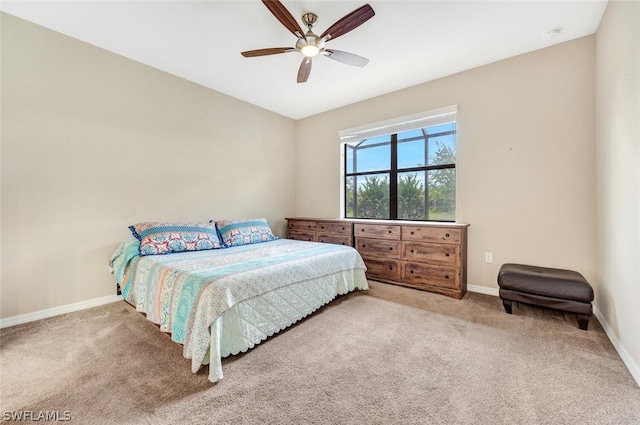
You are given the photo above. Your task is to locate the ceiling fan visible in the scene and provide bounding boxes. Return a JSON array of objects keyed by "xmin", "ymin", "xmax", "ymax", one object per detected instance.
[{"xmin": 241, "ymin": 1, "xmax": 375, "ymax": 83}]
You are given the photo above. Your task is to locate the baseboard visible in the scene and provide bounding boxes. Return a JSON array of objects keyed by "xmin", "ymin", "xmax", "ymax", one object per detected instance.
[
  {"xmin": 467, "ymin": 284, "xmax": 499, "ymax": 297},
  {"xmin": 593, "ymin": 305, "xmax": 640, "ymax": 387},
  {"xmin": 0, "ymin": 294, "xmax": 123, "ymax": 329}
]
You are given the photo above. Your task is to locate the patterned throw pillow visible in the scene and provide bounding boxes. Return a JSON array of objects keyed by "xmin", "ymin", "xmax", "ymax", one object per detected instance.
[
  {"xmin": 215, "ymin": 218, "xmax": 279, "ymax": 247},
  {"xmin": 129, "ymin": 222, "xmax": 223, "ymax": 256}
]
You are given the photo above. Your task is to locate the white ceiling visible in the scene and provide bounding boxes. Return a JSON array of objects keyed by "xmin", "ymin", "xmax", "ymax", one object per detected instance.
[{"xmin": 1, "ymin": 0, "xmax": 607, "ymax": 120}]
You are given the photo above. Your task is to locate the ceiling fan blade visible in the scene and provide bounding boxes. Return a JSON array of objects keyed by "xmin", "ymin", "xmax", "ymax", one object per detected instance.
[
  {"xmin": 323, "ymin": 49, "xmax": 369, "ymax": 67},
  {"xmin": 320, "ymin": 4, "xmax": 375, "ymax": 41},
  {"xmin": 297, "ymin": 57, "xmax": 312, "ymax": 83},
  {"xmin": 261, "ymin": 0, "xmax": 305, "ymax": 38},
  {"xmin": 241, "ymin": 47, "xmax": 294, "ymax": 57}
]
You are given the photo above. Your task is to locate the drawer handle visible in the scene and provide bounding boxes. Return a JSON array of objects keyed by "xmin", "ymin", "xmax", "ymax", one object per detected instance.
[
  {"xmin": 362, "ymin": 244, "xmax": 366, "ymax": 248},
  {"xmin": 410, "ymin": 231, "xmax": 414, "ymax": 235},
  {"xmin": 361, "ymin": 229, "xmax": 364, "ymax": 232},
  {"xmin": 445, "ymin": 275, "xmax": 449, "ymax": 279},
  {"xmin": 445, "ymin": 233, "xmax": 450, "ymax": 237},
  {"xmin": 410, "ymin": 249, "xmax": 414, "ymax": 253},
  {"xmin": 410, "ymin": 270, "xmax": 414, "ymax": 274},
  {"xmin": 445, "ymin": 253, "xmax": 450, "ymax": 257},
  {"xmin": 388, "ymin": 266, "xmax": 393, "ymax": 270},
  {"xmin": 342, "ymin": 227, "xmax": 345, "ymax": 230},
  {"xmin": 321, "ymin": 226, "xmax": 325, "ymax": 229},
  {"xmin": 308, "ymin": 225, "xmax": 311, "ymax": 228},
  {"xmin": 319, "ymin": 239, "xmax": 324, "ymax": 243},
  {"xmin": 342, "ymin": 242, "xmax": 346, "ymax": 245},
  {"xmin": 388, "ymin": 230, "xmax": 392, "ymax": 234}
]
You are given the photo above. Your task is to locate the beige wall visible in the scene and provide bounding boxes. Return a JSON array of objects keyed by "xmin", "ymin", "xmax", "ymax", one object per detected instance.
[
  {"xmin": 295, "ymin": 37, "xmax": 597, "ymax": 292},
  {"xmin": 0, "ymin": 13, "xmax": 296, "ymax": 319},
  {"xmin": 595, "ymin": 0, "xmax": 640, "ymax": 382}
]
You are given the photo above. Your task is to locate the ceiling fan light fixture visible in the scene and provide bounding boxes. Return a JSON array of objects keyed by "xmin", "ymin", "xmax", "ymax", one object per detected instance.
[
  {"xmin": 301, "ymin": 44, "xmax": 320, "ymax": 57},
  {"xmin": 297, "ymin": 33, "xmax": 324, "ymax": 57}
]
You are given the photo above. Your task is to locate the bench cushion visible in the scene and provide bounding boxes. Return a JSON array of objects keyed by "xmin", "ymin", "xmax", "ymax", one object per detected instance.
[{"xmin": 498, "ymin": 263, "xmax": 594, "ymax": 303}]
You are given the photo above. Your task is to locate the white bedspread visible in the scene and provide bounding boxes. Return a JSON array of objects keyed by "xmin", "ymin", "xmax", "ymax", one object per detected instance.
[{"xmin": 111, "ymin": 238, "xmax": 368, "ymax": 381}]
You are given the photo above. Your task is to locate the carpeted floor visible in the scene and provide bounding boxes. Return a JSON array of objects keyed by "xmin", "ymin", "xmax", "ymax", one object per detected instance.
[{"xmin": 1, "ymin": 281, "xmax": 639, "ymax": 425}]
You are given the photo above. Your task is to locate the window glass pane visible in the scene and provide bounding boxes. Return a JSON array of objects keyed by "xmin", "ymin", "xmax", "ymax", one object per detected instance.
[
  {"xmin": 345, "ymin": 176, "xmax": 355, "ymax": 218},
  {"xmin": 355, "ymin": 173, "xmax": 389, "ymax": 219},
  {"xmin": 398, "ymin": 171, "xmax": 426, "ymax": 220},
  {"xmin": 397, "ymin": 129, "xmax": 426, "ymax": 169},
  {"xmin": 427, "ymin": 168, "xmax": 456, "ymax": 221},
  {"xmin": 353, "ymin": 135, "xmax": 391, "ymax": 173},
  {"xmin": 428, "ymin": 132, "xmax": 456, "ymax": 166},
  {"xmin": 346, "ymin": 145, "xmax": 354, "ymax": 174},
  {"xmin": 427, "ymin": 122, "xmax": 455, "ymax": 135}
]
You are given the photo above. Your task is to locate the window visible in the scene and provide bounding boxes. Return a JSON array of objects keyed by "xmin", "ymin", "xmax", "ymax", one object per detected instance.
[{"xmin": 341, "ymin": 106, "xmax": 457, "ymax": 221}]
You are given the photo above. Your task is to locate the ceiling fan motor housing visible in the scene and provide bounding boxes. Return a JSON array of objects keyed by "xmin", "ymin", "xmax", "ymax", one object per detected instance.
[
  {"xmin": 297, "ymin": 34, "xmax": 324, "ymax": 57},
  {"xmin": 297, "ymin": 12, "xmax": 323, "ymax": 57}
]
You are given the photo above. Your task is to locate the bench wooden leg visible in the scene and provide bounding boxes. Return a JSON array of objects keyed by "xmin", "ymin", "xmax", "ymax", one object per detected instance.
[
  {"xmin": 577, "ymin": 314, "xmax": 590, "ymax": 331},
  {"xmin": 502, "ymin": 299, "xmax": 513, "ymax": 314}
]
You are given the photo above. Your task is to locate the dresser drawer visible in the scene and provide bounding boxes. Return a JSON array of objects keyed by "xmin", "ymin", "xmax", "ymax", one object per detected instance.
[
  {"xmin": 402, "ymin": 226, "xmax": 461, "ymax": 245},
  {"xmin": 402, "ymin": 241, "xmax": 460, "ymax": 265},
  {"xmin": 317, "ymin": 222, "xmax": 352, "ymax": 235},
  {"xmin": 354, "ymin": 224, "xmax": 401, "ymax": 239},
  {"xmin": 316, "ymin": 234, "xmax": 352, "ymax": 246},
  {"xmin": 363, "ymin": 258, "xmax": 401, "ymax": 281},
  {"xmin": 402, "ymin": 263, "xmax": 461, "ymax": 290},
  {"xmin": 287, "ymin": 231, "xmax": 315, "ymax": 242},
  {"xmin": 287, "ymin": 220, "xmax": 317, "ymax": 232},
  {"xmin": 356, "ymin": 238, "xmax": 400, "ymax": 258}
]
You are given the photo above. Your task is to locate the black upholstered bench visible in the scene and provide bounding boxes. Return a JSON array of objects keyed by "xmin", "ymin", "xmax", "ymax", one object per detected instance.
[{"xmin": 497, "ymin": 263, "xmax": 594, "ymax": 330}]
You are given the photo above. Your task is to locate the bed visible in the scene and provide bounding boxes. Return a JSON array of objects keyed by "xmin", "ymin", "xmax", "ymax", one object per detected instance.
[{"xmin": 109, "ymin": 220, "xmax": 368, "ymax": 383}]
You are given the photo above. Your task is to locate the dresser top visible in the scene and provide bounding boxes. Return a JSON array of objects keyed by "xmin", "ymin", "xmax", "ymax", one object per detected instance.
[{"xmin": 285, "ymin": 217, "xmax": 469, "ymax": 228}]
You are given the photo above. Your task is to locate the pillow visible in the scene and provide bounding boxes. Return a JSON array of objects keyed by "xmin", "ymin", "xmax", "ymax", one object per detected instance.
[
  {"xmin": 129, "ymin": 222, "xmax": 223, "ymax": 256},
  {"xmin": 215, "ymin": 218, "xmax": 278, "ymax": 247}
]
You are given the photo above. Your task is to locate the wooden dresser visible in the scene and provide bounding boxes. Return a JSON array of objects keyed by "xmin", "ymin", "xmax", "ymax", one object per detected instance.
[
  {"xmin": 285, "ymin": 218, "xmax": 353, "ymax": 246},
  {"xmin": 285, "ymin": 218, "xmax": 469, "ymax": 299},
  {"xmin": 354, "ymin": 221, "xmax": 469, "ymax": 299}
]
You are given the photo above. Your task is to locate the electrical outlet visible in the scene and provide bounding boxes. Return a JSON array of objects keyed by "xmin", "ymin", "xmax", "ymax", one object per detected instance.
[{"xmin": 484, "ymin": 252, "xmax": 493, "ymax": 263}]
